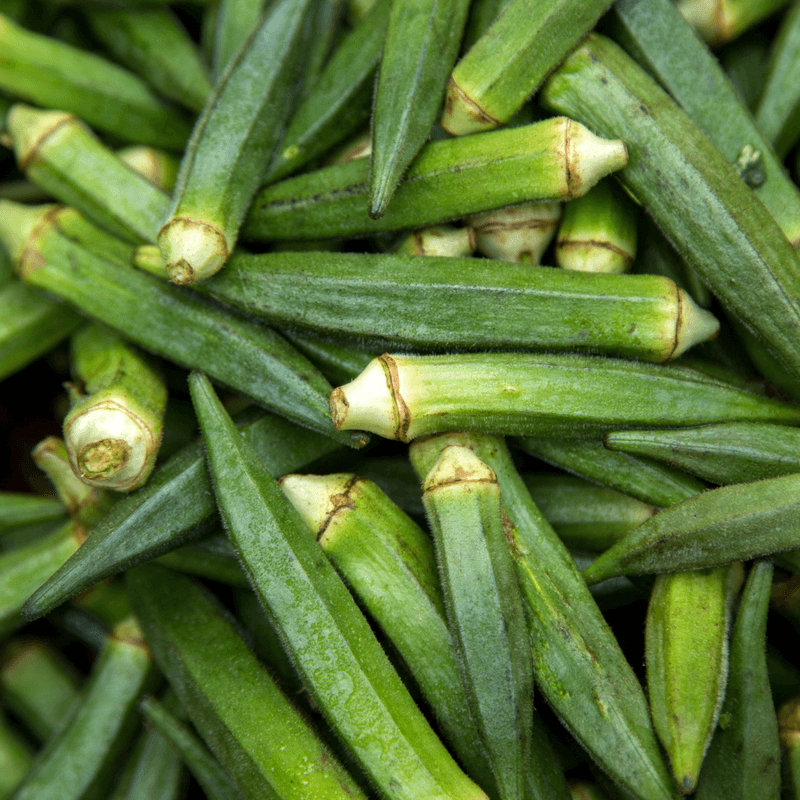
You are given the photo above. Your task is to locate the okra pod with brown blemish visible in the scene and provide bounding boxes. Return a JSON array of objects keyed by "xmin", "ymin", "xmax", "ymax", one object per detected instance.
[
  {"xmin": 468, "ymin": 202, "xmax": 561, "ymax": 264},
  {"xmin": 678, "ymin": 0, "xmax": 790, "ymax": 46},
  {"xmin": 245, "ymin": 117, "xmax": 627, "ymax": 240},
  {"xmin": 441, "ymin": 0, "xmax": 613, "ymax": 135},
  {"xmin": 0, "ymin": 14, "xmax": 190, "ymax": 148},
  {"xmin": 159, "ymin": 0, "xmax": 315, "ymax": 284},
  {"xmin": 555, "ymin": 180, "xmax": 637, "ymax": 274},
  {"xmin": 203, "ymin": 250, "xmax": 718, "ymax": 361},
  {"xmin": 63, "ymin": 324, "xmax": 167, "ymax": 492},
  {"xmin": 541, "ymin": 34, "xmax": 800, "ymax": 381},
  {"xmin": 330, "ymin": 352, "xmax": 800, "ymax": 443},
  {"xmin": 395, "ymin": 225, "xmax": 476, "ymax": 258}
]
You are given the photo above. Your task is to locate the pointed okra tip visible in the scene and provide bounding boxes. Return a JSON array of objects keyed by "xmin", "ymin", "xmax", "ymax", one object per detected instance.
[
  {"xmin": 422, "ymin": 445, "xmax": 497, "ymax": 496},
  {"xmin": 158, "ymin": 216, "xmax": 229, "ymax": 285}
]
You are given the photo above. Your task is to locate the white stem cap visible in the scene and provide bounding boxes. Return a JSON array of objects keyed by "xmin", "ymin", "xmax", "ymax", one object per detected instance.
[
  {"xmin": 158, "ymin": 216, "xmax": 229, "ymax": 285},
  {"xmin": 567, "ymin": 121, "xmax": 628, "ymax": 199},
  {"xmin": 280, "ymin": 473, "xmax": 359, "ymax": 541},
  {"xmin": 422, "ymin": 445, "xmax": 497, "ymax": 495}
]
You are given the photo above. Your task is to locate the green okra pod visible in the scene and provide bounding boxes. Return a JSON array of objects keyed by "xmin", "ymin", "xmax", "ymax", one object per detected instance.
[
  {"xmin": 555, "ymin": 179, "xmax": 637, "ymax": 274},
  {"xmin": 155, "ymin": 533, "xmax": 248, "ymax": 587},
  {"xmin": 694, "ymin": 562, "xmax": 779, "ymax": 800},
  {"xmin": 202, "ymin": 250, "xmax": 718, "ymax": 361},
  {"xmin": 0, "ymin": 14, "xmax": 190, "ymax": 148},
  {"xmin": 468, "ymin": 202, "xmax": 561, "ymax": 264},
  {"xmin": 583, "ymin": 474, "xmax": 800, "ymax": 584},
  {"xmin": 244, "ymin": 117, "xmax": 628, "ymax": 240},
  {"xmin": 521, "ymin": 473, "xmax": 657, "ymax": 552},
  {"xmin": 421, "ymin": 446, "xmax": 533, "ymax": 800},
  {"xmin": 211, "ymin": 0, "xmax": 264, "ymax": 77},
  {"xmin": 645, "ymin": 564, "xmax": 741, "ymax": 794},
  {"xmin": 721, "ymin": 28, "xmax": 771, "ymax": 111},
  {"xmin": 159, "ymin": 0, "xmax": 315, "ymax": 284},
  {"xmin": 64, "ymin": 324, "xmax": 167, "ymax": 492},
  {"xmin": 369, "ymin": 0, "xmax": 471, "ymax": 216},
  {"xmin": 541, "ymin": 33, "xmax": 800, "ymax": 382},
  {"xmin": 189, "ymin": 371, "xmax": 488, "ymax": 800},
  {"xmin": 462, "ymin": 0, "xmax": 509, "ymax": 48},
  {"xmin": 84, "ymin": 8, "xmax": 211, "ymax": 113},
  {"xmin": 23, "ymin": 407, "xmax": 339, "ymax": 620},
  {"xmin": 409, "ymin": 432, "xmax": 676, "ymax": 800},
  {"xmin": 515, "ymin": 438, "xmax": 705, "ymax": 509},
  {"xmin": 441, "ymin": 0, "xmax": 612, "ymax": 135},
  {"xmin": 0, "ymin": 710, "xmax": 32, "ymax": 799},
  {"xmin": 678, "ymin": 0, "xmax": 790, "ymax": 46},
  {"xmin": 605, "ymin": 422, "xmax": 800, "ymax": 485},
  {"xmin": 0, "ymin": 492, "xmax": 65, "ymax": 533},
  {"xmin": 117, "ymin": 147, "xmax": 179, "ymax": 194},
  {"xmin": 330, "ymin": 352, "xmax": 800, "ymax": 442},
  {"xmin": 7, "ymin": 105, "xmax": 171, "ymax": 244}
]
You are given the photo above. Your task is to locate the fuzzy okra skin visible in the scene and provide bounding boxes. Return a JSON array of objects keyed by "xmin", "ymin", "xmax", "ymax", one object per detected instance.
[
  {"xmin": 189, "ymin": 372, "xmax": 488, "ymax": 800},
  {"xmin": 23, "ymin": 407, "xmax": 340, "ymax": 620},
  {"xmin": 442, "ymin": 0, "xmax": 612, "ymax": 136},
  {"xmin": 159, "ymin": 0, "xmax": 314, "ymax": 284},
  {"xmin": 541, "ymin": 34, "xmax": 800, "ymax": 383},
  {"xmin": 409, "ymin": 432, "xmax": 676, "ymax": 800},
  {"xmin": 244, "ymin": 117, "xmax": 628, "ymax": 240},
  {"xmin": 127, "ymin": 565, "xmax": 366, "ymax": 800},
  {"xmin": 330, "ymin": 352, "xmax": 800, "ymax": 442},
  {"xmin": 203, "ymin": 251, "xmax": 718, "ymax": 362}
]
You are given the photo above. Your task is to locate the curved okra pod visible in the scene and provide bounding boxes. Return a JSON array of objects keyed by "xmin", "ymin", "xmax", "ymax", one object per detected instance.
[
  {"xmin": 159, "ymin": 0, "xmax": 315, "ymax": 284},
  {"xmin": 0, "ymin": 14, "xmax": 191, "ymax": 149},
  {"xmin": 7, "ymin": 105, "xmax": 171, "ymax": 244},
  {"xmin": 23, "ymin": 407, "xmax": 340, "ymax": 620},
  {"xmin": 188, "ymin": 372, "xmax": 488, "ymax": 800},
  {"xmin": 64, "ymin": 324, "xmax": 167, "ymax": 492},
  {"xmin": 0, "ymin": 492, "xmax": 65, "ymax": 534},
  {"xmin": 441, "ymin": 0, "xmax": 612, "ymax": 135},
  {"xmin": 468, "ymin": 202, "xmax": 561, "ymax": 264},
  {"xmin": 203, "ymin": 251, "xmax": 718, "ymax": 361},
  {"xmin": 694, "ymin": 562, "xmax": 779, "ymax": 800},
  {"xmin": 541, "ymin": 34, "xmax": 800, "ymax": 382},
  {"xmin": 409, "ymin": 432, "xmax": 676, "ymax": 800},
  {"xmin": 330, "ymin": 352, "xmax": 800, "ymax": 442},
  {"xmin": 605, "ymin": 422, "xmax": 800, "ymax": 485},
  {"xmin": 555, "ymin": 180, "xmax": 637, "ymax": 274},
  {"xmin": 677, "ymin": 0, "xmax": 790, "ymax": 46},
  {"xmin": 244, "ymin": 118, "xmax": 628, "ymax": 240},
  {"xmin": 11, "ymin": 616, "xmax": 155, "ymax": 800},
  {"xmin": 583, "ymin": 473, "xmax": 800, "ymax": 584}
]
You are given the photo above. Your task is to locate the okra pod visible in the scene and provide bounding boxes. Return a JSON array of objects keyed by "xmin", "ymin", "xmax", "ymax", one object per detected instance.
[
  {"xmin": 678, "ymin": 0, "xmax": 790, "ymax": 46},
  {"xmin": 155, "ymin": 533, "xmax": 248, "ymax": 587},
  {"xmin": 0, "ymin": 14, "xmax": 191, "ymax": 148},
  {"xmin": 23, "ymin": 407, "xmax": 339, "ymax": 620},
  {"xmin": 555, "ymin": 180, "xmax": 637, "ymax": 274},
  {"xmin": 541, "ymin": 33, "xmax": 800, "ymax": 381},
  {"xmin": 468, "ymin": 202, "xmax": 561, "ymax": 264},
  {"xmin": 7, "ymin": 105, "xmax": 171, "ymax": 244},
  {"xmin": 605, "ymin": 422, "xmax": 800, "ymax": 484},
  {"xmin": 211, "ymin": 0, "xmax": 264, "ymax": 76},
  {"xmin": 116, "ymin": 147, "xmax": 179, "ymax": 194},
  {"xmin": 159, "ymin": 0, "xmax": 315, "ymax": 284},
  {"xmin": 128, "ymin": 564, "xmax": 370, "ymax": 800},
  {"xmin": 441, "ymin": 0, "xmax": 612, "ymax": 135},
  {"xmin": 202, "ymin": 251, "xmax": 718, "ymax": 361},
  {"xmin": 395, "ymin": 225, "xmax": 476, "ymax": 258},
  {"xmin": 779, "ymin": 694, "xmax": 800, "ymax": 799},
  {"xmin": 331, "ymin": 352, "xmax": 800, "ymax": 442},
  {"xmin": 0, "ymin": 492, "xmax": 64, "ymax": 533},
  {"xmin": 421, "ymin": 446, "xmax": 533, "ymax": 800},
  {"xmin": 189, "ymin": 371, "xmax": 488, "ymax": 800},
  {"xmin": 694, "ymin": 562, "xmax": 779, "ymax": 800},
  {"xmin": 244, "ymin": 117, "xmax": 628, "ymax": 240},
  {"xmin": 721, "ymin": 28, "xmax": 771, "ymax": 111},
  {"xmin": 64, "ymin": 324, "xmax": 167, "ymax": 492},
  {"xmin": 583, "ymin": 474, "xmax": 800, "ymax": 584}
]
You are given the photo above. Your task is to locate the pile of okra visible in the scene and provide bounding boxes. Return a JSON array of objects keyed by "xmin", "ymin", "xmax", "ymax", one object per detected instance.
[{"xmin": 8, "ymin": 0, "xmax": 800, "ymax": 798}]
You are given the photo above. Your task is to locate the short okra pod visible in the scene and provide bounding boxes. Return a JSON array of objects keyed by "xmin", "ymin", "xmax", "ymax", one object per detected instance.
[
  {"xmin": 330, "ymin": 352, "xmax": 800, "ymax": 443},
  {"xmin": 159, "ymin": 0, "xmax": 316, "ymax": 284},
  {"xmin": 189, "ymin": 372, "xmax": 488, "ymax": 800},
  {"xmin": 421, "ymin": 446, "xmax": 533, "ymax": 800},
  {"xmin": 583, "ymin": 473, "xmax": 800, "ymax": 585},
  {"xmin": 7, "ymin": 104, "xmax": 171, "ymax": 244},
  {"xmin": 555, "ymin": 180, "xmax": 637, "ymax": 274},
  {"xmin": 0, "ymin": 14, "xmax": 191, "ymax": 149},
  {"xmin": 202, "ymin": 251, "xmax": 718, "ymax": 362},
  {"xmin": 244, "ymin": 117, "xmax": 628, "ymax": 240},
  {"xmin": 395, "ymin": 225, "xmax": 476, "ymax": 258},
  {"xmin": 468, "ymin": 202, "xmax": 561, "ymax": 264},
  {"xmin": 0, "ymin": 492, "xmax": 65, "ymax": 534},
  {"xmin": 694, "ymin": 562, "xmax": 780, "ymax": 800},
  {"xmin": 64, "ymin": 324, "xmax": 167, "ymax": 492},
  {"xmin": 678, "ymin": 0, "xmax": 790, "ymax": 46}
]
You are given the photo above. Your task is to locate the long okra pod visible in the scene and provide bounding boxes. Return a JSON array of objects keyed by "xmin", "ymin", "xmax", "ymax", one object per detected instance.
[
  {"xmin": 541, "ymin": 33, "xmax": 800, "ymax": 381},
  {"xmin": 189, "ymin": 372, "xmax": 488, "ymax": 800},
  {"xmin": 244, "ymin": 118, "xmax": 627, "ymax": 240},
  {"xmin": 331, "ymin": 352, "xmax": 800, "ymax": 442},
  {"xmin": 159, "ymin": 0, "xmax": 314, "ymax": 284}
]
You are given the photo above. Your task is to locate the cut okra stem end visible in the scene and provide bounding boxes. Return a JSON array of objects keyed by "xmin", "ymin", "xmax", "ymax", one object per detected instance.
[
  {"xmin": 422, "ymin": 444, "xmax": 497, "ymax": 495},
  {"xmin": 279, "ymin": 473, "xmax": 361, "ymax": 543},
  {"xmin": 673, "ymin": 290, "xmax": 721, "ymax": 358},
  {"xmin": 158, "ymin": 216, "xmax": 229, "ymax": 285},
  {"xmin": 441, "ymin": 76, "xmax": 500, "ymax": 137}
]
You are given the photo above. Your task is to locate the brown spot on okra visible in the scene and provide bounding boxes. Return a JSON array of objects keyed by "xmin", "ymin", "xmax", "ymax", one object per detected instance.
[
  {"xmin": 442, "ymin": 77, "xmax": 499, "ymax": 134},
  {"xmin": 315, "ymin": 475, "xmax": 363, "ymax": 540},
  {"xmin": 18, "ymin": 205, "xmax": 66, "ymax": 278},
  {"xmin": 380, "ymin": 354, "xmax": 411, "ymax": 442},
  {"xmin": 329, "ymin": 387, "xmax": 349, "ymax": 429},
  {"xmin": 667, "ymin": 280, "xmax": 683, "ymax": 361}
]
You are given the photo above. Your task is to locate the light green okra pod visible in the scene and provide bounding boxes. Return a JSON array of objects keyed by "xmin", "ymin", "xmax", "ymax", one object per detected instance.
[
  {"xmin": 441, "ymin": 0, "xmax": 612, "ymax": 135},
  {"xmin": 468, "ymin": 202, "xmax": 561, "ymax": 264},
  {"xmin": 188, "ymin": 372, "xmax": 488, "ymax": 800},
  {"xmin": 678, "ymin": 0, "xmax": 790, "ymax": 46},
  {"xmin": 7, "ymin": 105, "xmax": 171, "ymax": 244},
  {"xmin": 394, "ymin": 225, "xmax": 476, "ymax": 258},
  {"xmin": 159, "ymin": 0, "xmax": 315, "ymax": 284}
]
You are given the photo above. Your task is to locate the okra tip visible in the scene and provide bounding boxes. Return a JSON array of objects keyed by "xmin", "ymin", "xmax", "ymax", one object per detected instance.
[
  {"xmin": 0, "ymin": 200, "xmax": 59, "ymax": 269},
  {"xmin": 422, "ymin": 445, "xmax": 497, "ymax": 495},
  {"xmin": 7, "ymin": 104, "xmax": 74, "ymax": 171},
  {"xmin": 673, "ymin": 289, "xmax": 720, "ymax": 358},
  {"xmin": 440, "ymin": 76, "xmax": 499, "ymax": 137},
  {"xmin": 158, "ymin": 216, "xmax": 229, "ymax": 285}
]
